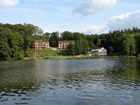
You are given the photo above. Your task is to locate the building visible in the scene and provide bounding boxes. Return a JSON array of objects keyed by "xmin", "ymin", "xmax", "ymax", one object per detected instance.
[
  {"xmin": 58, "ymin": 41, "xmax": 74, "ymax": 50},
  {"xmin": 33, "ymin": 40, "xmax": 49, "ymax": 49},
  {"xmin": 91, "ymin": 47, "xmax": 107, "ymax": 56}
]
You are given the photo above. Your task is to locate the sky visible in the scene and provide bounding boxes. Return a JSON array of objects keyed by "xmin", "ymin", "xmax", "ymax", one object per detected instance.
[{"xmin": 0, "ymin": 0, "xmax": 140, "ymax": 34}]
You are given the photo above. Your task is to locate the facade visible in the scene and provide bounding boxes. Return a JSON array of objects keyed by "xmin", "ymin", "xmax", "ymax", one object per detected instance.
[
  {"xmin": 58, "ymin": 41, "xmax": 74, "ymax": 50},
  {"xmin": 33, "ymin": 40, "xmax": 49, "ymax": 49},
  {"xmin": 91, "ymin": 47, "xmax": 107, "ymax": 56}
]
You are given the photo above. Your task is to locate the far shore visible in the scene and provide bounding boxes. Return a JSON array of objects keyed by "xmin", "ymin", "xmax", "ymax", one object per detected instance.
[{"xmin": 20, "ymin": 49, "xmax": 140, "ymax": 61}]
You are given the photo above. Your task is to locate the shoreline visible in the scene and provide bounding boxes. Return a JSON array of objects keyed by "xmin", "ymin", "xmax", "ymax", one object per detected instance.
[
  {"xmin": 0, "ymin": 55, "xmax": 139, "ymax": 62},
  {"xmin": 24, "ymin": 55, "xmax": 96, "ymax": 60},
  {"xmin": 23, "ymin": 55, "xmax": 139, "ymax": 61}
]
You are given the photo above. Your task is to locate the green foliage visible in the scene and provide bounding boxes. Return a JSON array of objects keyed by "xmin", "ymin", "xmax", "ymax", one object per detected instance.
[
  {"xmin": 135, "ymin": 34, "xmax": 140, "ymax": 54},
  {"xmin": 0, "ymin": 22, "xmax": 140, "ymax": 60},
  {"xmin": 33, "ymin": 32, "xmax": 50, "ymax": 41},
  {"xmin": 0, "ymin": 23, "xmax": 42, "ymax": 60},
  {"xmin": 0, "ymin": 27, "xmax": 23, "ymax": 60},
  {"xmin": 60, "ymin": 31, "xmax": 86, "ymax": 41},
  {"xmin": 60, "ymin": 31, "xmax": 73, "ymax": 40},
  {"xmin": 49, "ymin": 32, "xmax": 59, "ymax": 47},
  {"xmin": 0, "ymin": 35, "xmax": 11, "ymax": 60},
  {"xmin": 121, "ymin": 35, "xmax": 136, "ymax": 55},
  {"xmin": 42, "ymin": 32, "xmax": 50, "ymax": 41},
  {"xmin": 61, "ymin": 29, "xmax": 140, "ymax": 56},
  {"xmin": 63, "ymin": 38, "xmax": 89, "ymax": 55}
]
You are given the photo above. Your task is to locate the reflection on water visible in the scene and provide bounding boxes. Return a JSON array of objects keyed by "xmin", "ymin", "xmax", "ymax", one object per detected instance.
[{"xmin": 0, "ymin": 58, "xmax": 140, "ymax": 105}]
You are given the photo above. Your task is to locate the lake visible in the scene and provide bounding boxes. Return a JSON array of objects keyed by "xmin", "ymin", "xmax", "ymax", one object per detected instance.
[{"xmin": 0, "ymin": 58, "xmax": 140, "ymax": 105}]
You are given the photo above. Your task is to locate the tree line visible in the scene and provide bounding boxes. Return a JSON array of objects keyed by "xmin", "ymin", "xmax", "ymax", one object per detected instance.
[
  {"xmin": 0, "ymin": 23, "xmax": 43, "ymax": 60},
  {"xmin": 58, "ymin": 29, "xmax": 140, "ymax": 56},
  {"xmin": 0, "ymin": 23, "xmax": 140, "ymax": 60}
]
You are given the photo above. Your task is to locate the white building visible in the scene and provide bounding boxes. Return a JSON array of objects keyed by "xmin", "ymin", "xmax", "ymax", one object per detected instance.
[{"xmin": 91, "ymin": 47, "xmax": 107, "ymax": 56}]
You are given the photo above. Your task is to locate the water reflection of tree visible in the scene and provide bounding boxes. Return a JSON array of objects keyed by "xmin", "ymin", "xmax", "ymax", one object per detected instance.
[
  {"xmin": 0, "ymin": 58, "xmax": 140, "ymax": 103},
  {"xmin": 0, "ymin": 60, "xmax": 40, "ymax": 102},
  {"xmin": 106, "ymin": 57, "xmax": 140, "ymax": 83}
]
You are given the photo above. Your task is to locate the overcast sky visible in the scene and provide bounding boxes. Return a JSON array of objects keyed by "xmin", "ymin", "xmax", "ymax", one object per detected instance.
[{"xmin": 0, "ymin": 0, "xmax": 140, "ymax": 34}]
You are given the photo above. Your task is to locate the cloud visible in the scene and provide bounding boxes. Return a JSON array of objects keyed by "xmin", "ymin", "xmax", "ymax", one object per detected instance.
[
  {"xmin": 0, "ymin": 0, "xmax": 19, "ymax": 7},
  {"xmin": 82, "ymin": 25, "xmax": 109, "ymax": 34},
  {"xmin": 73, "ymin": 0, "xmax": 117, "ymax": 15},
  {"xmin": 108, "ymin": 10, "xmax": 140, "ymax": 30}
]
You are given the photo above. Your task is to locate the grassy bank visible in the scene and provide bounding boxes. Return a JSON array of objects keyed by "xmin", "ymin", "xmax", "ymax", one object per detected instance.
[
  {"xmin": 23, "ymin": 55, "xmax": 140, "ymax": 61},
  {"xmin": 26, "ymin": 49, "xmax": 60, "ymax": 58},
  {"xmin": 24, "ymin": 49, "xmax": 95, "ymax": 60},
  {"xmin": 24, "ymin": 55, "xmax": 96, "ymax": 60},
  {"xmin": 23, "ymin": 49, "xmax": 140, "ymax": 60},
  {"xmin": 44, "ymin": 55, "xmax": 95, "ymax": 59}
]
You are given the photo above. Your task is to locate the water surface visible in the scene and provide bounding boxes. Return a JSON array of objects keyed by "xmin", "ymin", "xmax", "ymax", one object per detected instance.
[{"xmin": 0, "ymin": 58, "xmax": 140, "ymax": 105}]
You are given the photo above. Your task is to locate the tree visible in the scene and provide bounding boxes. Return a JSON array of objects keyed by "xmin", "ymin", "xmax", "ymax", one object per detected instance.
[
  {"xmin": 135, "ymin": 34, "xmax": 140, "ymax": 54},
  {"xmin": 49, "ymin": 32, "xmax": 59, "ymax": 47},
  {"xmin": 85, "ymin": 35, "xmax": 96, "ymax": 50},
  {"xmin": 0, "ymin": 23, "xmax": 42, "ymax": 60},
  {"xmin": 122, "ymin": 35, "xmax": 136, "ymax": 55},
  {"xmin": 95, "ymin": 38, "xmax": 101, "ymax": 48},
  {"xmin": 0, "ymin": 29, "xmax": 11, "ymax": 60},
  {"xmin": 73, "ymin": 32, "xmax": 85, "ymax": 41},
  {"xmin": 63, "ymin": 38, "xmax": 89, "ymax": 55},
  {"xmin": 42, "ymin": 32, "xmax": 50, "ymax": 41},
  {"xmin": 60, "ymin": 31, "xmax": 73, "ymax": 40}
]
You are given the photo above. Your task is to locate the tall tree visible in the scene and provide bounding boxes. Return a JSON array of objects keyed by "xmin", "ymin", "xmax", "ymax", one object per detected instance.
[
  {"xmin": 0, "ymin": 28, "xmax": 11, "ymax": 60},
  {"xmin": 60, "ymin": 31, "xmax": 73, "ymax": 40},
  {"xmin": 49, "ymin": 32, "xmax": 59, "ymax": 47},
  {"xmin": 123, "ymin": 35, "xmax": 136, "ymax": 55}
]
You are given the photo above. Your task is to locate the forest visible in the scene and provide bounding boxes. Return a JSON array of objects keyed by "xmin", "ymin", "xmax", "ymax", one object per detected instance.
[{"xmin": 0, "ymin": 23, "xmax": 140, "ymax": 60}]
